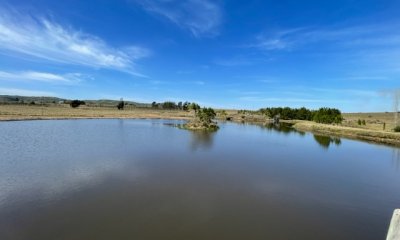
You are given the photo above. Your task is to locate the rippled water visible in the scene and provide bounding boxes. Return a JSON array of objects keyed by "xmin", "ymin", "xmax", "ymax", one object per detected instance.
[{"xmin": 0, "ymin": 119, "xmax": 399, "ymax": 240}]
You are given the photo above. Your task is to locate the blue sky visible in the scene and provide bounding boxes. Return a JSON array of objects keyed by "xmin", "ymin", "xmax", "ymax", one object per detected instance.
[{"xmin": 0, "ymin": 0, "xmax": 399, "ymax": 112}]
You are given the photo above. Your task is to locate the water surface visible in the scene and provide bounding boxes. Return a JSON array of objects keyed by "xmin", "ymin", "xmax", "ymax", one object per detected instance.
[{"xmin": 0, "ymin": 119, "xmax": 399, "ymax": 240}]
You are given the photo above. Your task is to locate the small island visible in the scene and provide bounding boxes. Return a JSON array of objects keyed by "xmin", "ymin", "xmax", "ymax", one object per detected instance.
[{"xmin": 182, "ymin": 107, "xmax": 219, "ymax": 131}]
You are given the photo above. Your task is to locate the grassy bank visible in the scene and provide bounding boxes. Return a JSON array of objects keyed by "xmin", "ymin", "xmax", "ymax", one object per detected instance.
[
  {"xmin": 0, "ymin": 104, "xmax": 193, "ymax": 121},
  {"xmin": 293, "ymin": 121, "xmax": 400, "ymax": 147}
]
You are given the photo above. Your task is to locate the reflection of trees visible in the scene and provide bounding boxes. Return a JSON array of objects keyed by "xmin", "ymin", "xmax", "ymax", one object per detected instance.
[
  {"xmin": 189, "ymin": 130, "xmax": 216, "ymax": 151},
  {"xmin": 260, "ymin": 123, "xmax": 305, "ymax": 136},
  {"xmin": 313, "ymin": 135, "xmax": 341, "ymax": 149}
]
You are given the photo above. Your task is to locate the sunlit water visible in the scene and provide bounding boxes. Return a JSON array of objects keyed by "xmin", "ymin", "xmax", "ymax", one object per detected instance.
[{"xmin": 0, "ymin": 119, "xmax": 399, "ymax": 240}]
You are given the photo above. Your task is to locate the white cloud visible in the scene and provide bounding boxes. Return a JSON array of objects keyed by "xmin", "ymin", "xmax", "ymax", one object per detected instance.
[
  {"xmin": 0, "ymin": 70, "xmax": 86, "ymax": 84},
  {"xmin": 252, "ymin": 24, "xmax": 400, "ymax": 52},
  {"xmin": 133, "ymin": 0, "xmax": 222, "ymax": 37},
  {"xmin": 192, "ymin": 80, "xmax": 205, "ymax": 85},
  {"xmin": 334, "ymin": 76, "xmax": 389, "ymax": 81},
  {"xmin": 239, "ymin": 96, "xmax": 329, "ymax": 103},
  {"xmin": 0, "ymin": 87, "xmax": 55, "ymax": 96},
  {"xmin": 214, "ymin": 57, "xmax": 253, "ymax": 67},
  {"xmin": 308, "ymin": 87, "xmax": 378, "ymax": 98},
  {"xmin": 0, "ymin": 7, "xmax": 150, "ymax": 76}
]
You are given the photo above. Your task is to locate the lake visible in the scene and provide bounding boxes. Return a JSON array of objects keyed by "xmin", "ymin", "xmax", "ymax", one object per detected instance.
[{"xmin": 0, "ymin": 119, "xmax": 399, "ymax": 240}]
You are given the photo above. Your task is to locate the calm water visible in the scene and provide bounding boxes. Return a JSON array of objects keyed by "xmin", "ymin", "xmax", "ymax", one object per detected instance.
[{"xmin": 0, "ymin": 119, "xmax": 400, "ymax": 240}]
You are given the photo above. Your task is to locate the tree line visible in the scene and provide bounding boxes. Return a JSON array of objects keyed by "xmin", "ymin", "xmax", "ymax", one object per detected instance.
[
  {"xmin": 151, "ymin": 101, "xmax": 200, "ymax": 111},
  {"xmin": 259, "ymin": 107, "xmax": 343, "ymax": 124}
]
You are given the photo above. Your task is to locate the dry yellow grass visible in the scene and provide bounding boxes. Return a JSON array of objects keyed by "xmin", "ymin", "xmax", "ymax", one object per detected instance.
[
  {"xmin": 0, "ymin": 104, "xmax": 193, "ymax": 121},
  {"xmin": 293, "ymin": 120, "xmax": 400, "ymax": 147},
  {"xmin": 342, "ymin": 112, "xmax": 398, "ymax": 132}
]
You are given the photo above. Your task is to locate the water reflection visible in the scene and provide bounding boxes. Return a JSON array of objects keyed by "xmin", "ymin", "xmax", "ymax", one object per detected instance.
[
  {"xmin": 0, "ymin": 119, "xmax": 399, "ymax": 240},
  {"xmin": 189, "ymin": 130, "xmax": 215, "ymax": 150},
  {"xmin": 260, "ymin": 123, "xmax": 305, "ymax": 136},
  {"xmin": 313, "ymin": 135, "xmax": 342, "ymax": 149}
]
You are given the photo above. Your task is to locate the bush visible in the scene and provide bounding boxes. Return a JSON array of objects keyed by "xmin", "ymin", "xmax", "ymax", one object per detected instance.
[
  {"xmin": 162, "ymin": 101, "xmax": 178, "ymax": 109},
  {"xmin": 117, "ymin": 101, "xmax": 124, "ymax": 110},
  {"xmin": 394, "ymin": 126, "xmax": 400, "ymax": 132},
  {"xmin": 259, "ymin": 107, "xmax": 313, "ymax": 120},
  {"xmin": 312, "ymin": 108, "xmax": 343, "ymax": 124},
  {"xmin": 197, "ymin": 108, "xmax": 216, "ymax": 124},
  {"xmin": 70, "ymin": 100, "xmax": 85, "ymax": 108}
]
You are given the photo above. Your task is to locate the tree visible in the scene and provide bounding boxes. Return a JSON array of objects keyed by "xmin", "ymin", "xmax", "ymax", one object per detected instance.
[
  {"xmin": 260, "ymin": 107, "xmax": 312, "ymax": 120},
  {"xmin": 197, "ymin": 108, "xmax": 216, "ymax": 124},
  {"xmin": 162, "ymin": 101, "xmax": 177, "ymax": 109},
  {"xmin": 117, "ymin": 98, "xmax": 125, "ymax": 110},
  {"xmin": 178, "ymin": 101, "xmax": 183, "ymax": 110},
  {"xmin": 70, "ymin": 100, "xmax": 85, "ymax": 108},
  {"xmin": 183, "ymin": 102, "xmax": 190, "ymax": 111},
  {"xmin": 189, "ymin": 103, "xmax": 200, "ymax": 112},
  {"xmin": 313, "ymin": 108, "xmax": 343, "ymax": 124}
]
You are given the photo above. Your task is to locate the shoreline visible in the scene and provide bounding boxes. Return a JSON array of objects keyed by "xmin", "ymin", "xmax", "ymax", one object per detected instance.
[
  {"xmin": 291, "ymin": 120, "xmax": 400, "ymax": 147},
  {"xmin": 2, "ymin": 116, "xmax": 399, "ymax": 147},
  {"xmin": 0, "ymin": 116, "xmax": 191, "ymax": 122},
  {"xmin": 1, "ymin": 105, "xmax": 399, "ymax": 147}
]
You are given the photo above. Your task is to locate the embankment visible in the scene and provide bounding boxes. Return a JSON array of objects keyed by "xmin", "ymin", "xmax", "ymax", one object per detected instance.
[{"xmin": 293, "ymin": 121, "xmax": 400, "ymax": 147}]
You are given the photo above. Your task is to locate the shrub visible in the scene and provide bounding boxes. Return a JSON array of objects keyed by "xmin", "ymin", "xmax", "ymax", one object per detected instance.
[
  {"xmin": 394, "ymin": 126, "xmax": 400, "ymax": 132},
  {"xmin": 70, "ymin": 100, "xmax": 85, "ymax": 108},
  {"xmin": 259, "ymin": 107, "xmax": 313, "ymax": 120},
  {"xmin": 162, "ymin": 101, "xmax": 178, "ymax": 109},
  {"xmin": 197, "ymin": 108, "xmax": 216, "ymax": 124},
  {"xmin": 312, "ymin": 108, "xmax": 343, "ymax": 124},
  {"xmin": 117, "ymin": 100, "xmax": 125, "ymax": 110}
]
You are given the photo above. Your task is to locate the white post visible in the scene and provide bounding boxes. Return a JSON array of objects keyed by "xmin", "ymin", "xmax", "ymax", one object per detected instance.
[{"xmin": 387, "ymin": 209, "xmax": 400, "ymax": 240}]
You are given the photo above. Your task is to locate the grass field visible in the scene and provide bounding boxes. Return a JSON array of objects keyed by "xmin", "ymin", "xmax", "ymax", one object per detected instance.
[
  {"xmin": 293, "ymin": 120, "xmax": 400, "ymax": 147},
  {"xmin": 0, "ymin": 104, "xmax": 193, "ymax": 121},
  {"xmin": 342, "ymin": 112, "xmax": 398, "ymax": 132}
]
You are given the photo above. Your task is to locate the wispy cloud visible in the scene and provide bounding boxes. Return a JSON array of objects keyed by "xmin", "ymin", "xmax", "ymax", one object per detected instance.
[
  {"xmin": 333, "ymin": 76, "xmax": 389, "ymax": 81},
  {"xmin": 176, "ymin": 70, "xmax": 194, "ymax": 75},
  {"xmin": 0, "ymin": 7, "xmax": 150, "ymax": 76},
  {"xmin": 308, "ymin": 87, "xmax": 378, "ymax": 98},
  {"xmin": 239, "ymin": 96, "xmax": 332, "ymax": 103},
  {"xmin": 214, "ymin": 57, "xmax": 253, "ymax": 67},
  {"xmin": 132, "ymin": 0, "xmax": 222, "ymax": 37},
  {"xmin": 0, "ymin": 87, "xmax": 55, "ymax": 96},
  {"xmin": 250, "ymin": 28, "xmax": 305, "ymax": 51},
  {"xmin": 251, "ymin": 24, "xmax": 400, "ymax": 52},
  {"xmin": 0, "ymin": 70, "xmax": 86, "ymax": 84},
  {"xmin": 190, "ymin": 80, "xmax": 205, "ymax": 85}
]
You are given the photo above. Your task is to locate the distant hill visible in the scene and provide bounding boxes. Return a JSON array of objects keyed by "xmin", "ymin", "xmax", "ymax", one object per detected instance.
[
  {"xmin": 0, "ymin": 95, "xmax": 65, "ymax": 104},
  {"xmin": 0, "ymin": 95, "xmax": 151, "ymax": 107}
]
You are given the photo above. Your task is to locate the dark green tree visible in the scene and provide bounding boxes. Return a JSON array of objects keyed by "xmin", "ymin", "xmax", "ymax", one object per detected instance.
[
  {"xmin": 313, "ymin": 108, "xmax": 343, "ymax": 124},
  {"xmin": 162, "ymin": 101, "xmax": 178, "ymax": 109},
  {"xmin": 70, "ymin": 100, "xmax": 85, "ymax": 108},
  {"xmin": 117, "ymin": 98, "xmax": 125, "ymax": 110},
  {"xmin": 189, "ymin": 103, "xmax": 201, "ymax": 112}
]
